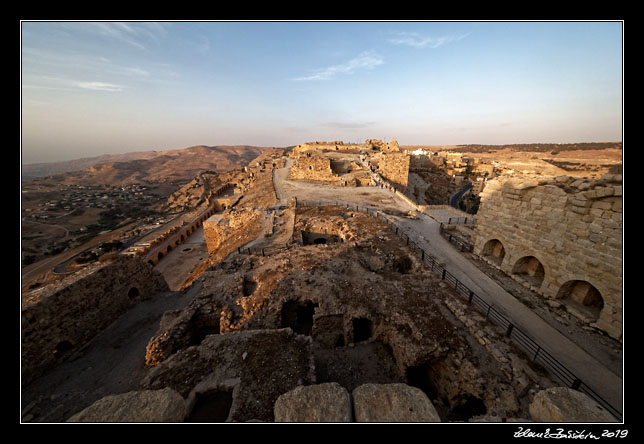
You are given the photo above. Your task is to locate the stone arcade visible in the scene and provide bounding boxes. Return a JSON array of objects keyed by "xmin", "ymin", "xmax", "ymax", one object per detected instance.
[{"xmin": 473, "ymin": 174, "xmax": 623, "ymax": 340}]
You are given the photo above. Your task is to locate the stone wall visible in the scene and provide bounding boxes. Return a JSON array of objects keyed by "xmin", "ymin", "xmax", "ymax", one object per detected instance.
[
  {"xmin": 203, "ymin": 208, "xmax": 264, "ymax": 254},
  {"xmin": 21, "ymin": 256, "xmax": 170, "ymax": 384},
  {"xmin": 365, "ymin": 138, "xmax": 400, "ymax": 152},
  {"xmin": 288, "ymin": 155, "xmax": 342, "ymax": 184},
  {"xmin": 293, "ymin": 142, "xmax": 363, "ymax": 156},
  {"xmin": 472, "ymin": 174, "xmax": 622, "ymax": 339},
  {"xmin": 377, "ymin": 152, "xmax": 410, "ymax": 190}
]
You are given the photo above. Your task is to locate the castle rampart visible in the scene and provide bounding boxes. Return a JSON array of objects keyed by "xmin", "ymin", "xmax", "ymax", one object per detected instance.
[
  {"xmin": 21, "ymin": 256, "xmax": 169, "ymax": 384},
  {"xmin": 472, "ymin": 174, "xmax": 622, "ymax": 340}
]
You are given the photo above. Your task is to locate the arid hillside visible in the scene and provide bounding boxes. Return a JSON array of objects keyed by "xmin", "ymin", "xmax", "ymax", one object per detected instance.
[{"xmin": 22, "ymin": 145, "xmax": 272, "ymax": 181}]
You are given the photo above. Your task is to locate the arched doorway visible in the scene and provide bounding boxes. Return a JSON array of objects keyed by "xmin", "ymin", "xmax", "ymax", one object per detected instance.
[
  {"xmin": 512, "ymin": 256, "xmax": 545, "ymax": 288},
  {"xmin": 557, "ymin": 280, "xmax": 604, "ymax": 322},
  {"xmin": 481, "ymin": 239, "xmax": 505, "ymax": 266}
]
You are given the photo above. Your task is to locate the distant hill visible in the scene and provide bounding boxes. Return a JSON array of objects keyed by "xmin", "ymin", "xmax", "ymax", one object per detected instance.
[
  {"xmin": 449, "ymin": 142, "xmax": 622, "ymax": 154},
  {"xmin": 21, "ymin": 145, "xmax": 272, "ymax": 180}
]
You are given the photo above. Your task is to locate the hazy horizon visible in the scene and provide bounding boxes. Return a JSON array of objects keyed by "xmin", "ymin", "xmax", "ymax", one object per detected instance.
[{"xmin": 21, "ymin": 21, "xmax": 623, "ymax": 164}]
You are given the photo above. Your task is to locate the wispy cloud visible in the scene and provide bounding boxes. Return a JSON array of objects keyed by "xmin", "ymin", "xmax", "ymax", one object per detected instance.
[
  {"xmin": 91, "ymin": 22, "xmax": 169, "ymax": 50},
  {"xmin": 292, "ymin": 50, "xmax": 384, "ymax": 81},
  {"xmin": 22, "ymin": 75, "xmax": 125, "ymax": 93},
  {"xmin": 76, "ymin": 81, "xmax": 125, "ymax": 92},
  {"xmin": 387, "ymin": 32, "xmax": 470, "ymax": 49}
]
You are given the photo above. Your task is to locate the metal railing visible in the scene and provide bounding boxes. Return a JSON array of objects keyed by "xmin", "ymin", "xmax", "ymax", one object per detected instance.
[
  {"xmin": 446, "ymin": 216, "xmax": 475, "ymax": 225},
  {"xmin": 439, "ymin": 223, "xmax": 474, "ymax": 253},
  {"xmin": 295, "ymin": 199, "xmax": 622, "ymax": 422}
]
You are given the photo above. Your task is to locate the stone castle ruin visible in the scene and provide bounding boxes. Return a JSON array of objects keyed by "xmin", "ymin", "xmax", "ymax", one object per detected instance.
[
  {"xmin": 21, "ymin": 140, "xmax": 622, "ymax": 423},
  {"xmin": 21, "ymin": 256, "xmax": 169, "ymax": 385},
  {"xmin": 473, "ymin": 173, "xmax": 623, "ymax": 340},
  {"xmin": 289, "ymin": 138, "xmax": 409, "ymax": 190}
]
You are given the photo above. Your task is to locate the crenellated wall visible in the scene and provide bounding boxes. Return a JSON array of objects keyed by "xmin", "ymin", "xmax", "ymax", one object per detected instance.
[{"xmin": 472, "ymin": 174, "xmax": 623, "ymax": 340}]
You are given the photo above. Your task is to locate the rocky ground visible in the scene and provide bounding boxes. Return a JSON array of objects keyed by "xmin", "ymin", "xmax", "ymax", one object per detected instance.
[{"xmin": 139, "ymin": 206, "xmax": 560, "ymax": 422}]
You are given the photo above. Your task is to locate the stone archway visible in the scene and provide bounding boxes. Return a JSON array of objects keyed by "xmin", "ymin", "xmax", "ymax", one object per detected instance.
[
  {"xmin": 512, "ymin": 256, "xmax": 545, "ymax": 289},
  {"xmin": 557, "ymin": 280, "xmax": 604, "ymax": 322},
  {"xmin": 481, "ymin": 239, "xmax": 505, "ymax": 266}
]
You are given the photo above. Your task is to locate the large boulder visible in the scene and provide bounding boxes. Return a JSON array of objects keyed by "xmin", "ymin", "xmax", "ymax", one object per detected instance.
[
  {"xmin": 352, "ymin": 383, "xmax": 441, "ymax": 422},
  {"xmin": 274, "ymin": 383, "xmax": 352, "ymax": 422},
  {"xmin": 529, "ymin": 387, "xmax": 617, "ymax": 422},
  {"xmin": 67, "ymin": 388, "xmax": 187, "ymax": 422}
]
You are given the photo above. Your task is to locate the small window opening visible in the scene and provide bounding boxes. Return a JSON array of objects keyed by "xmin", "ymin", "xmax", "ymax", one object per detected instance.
[{"xmin": 352, "ymin": 317, "xmax": 372, "ymax": 343}]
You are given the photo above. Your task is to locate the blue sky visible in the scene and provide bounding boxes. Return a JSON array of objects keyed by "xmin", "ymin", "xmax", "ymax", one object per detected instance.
[{"xmin": 21, "ymin": 21, "xmax": 623, "ymax": 163}]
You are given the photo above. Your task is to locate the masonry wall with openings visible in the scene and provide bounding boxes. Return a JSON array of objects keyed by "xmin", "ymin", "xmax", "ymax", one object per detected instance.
[
  {"xmin": 21, "ymin": 256, "xmax": 169, "ymax": 384},
  {"xmin": 472, "ymin": 174, "xmax": 623, "ymax": 340}
]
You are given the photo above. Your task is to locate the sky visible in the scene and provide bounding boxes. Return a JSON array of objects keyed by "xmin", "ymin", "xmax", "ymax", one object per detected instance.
[{"xmin": 21, "ymin": 21, "xmax": 623, "ymax": 164}]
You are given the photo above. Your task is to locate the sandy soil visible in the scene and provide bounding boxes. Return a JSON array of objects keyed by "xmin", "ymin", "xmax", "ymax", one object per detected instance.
[{"xmin": 468, "ymin": 148, "xmax": 622, "ymax": 178}]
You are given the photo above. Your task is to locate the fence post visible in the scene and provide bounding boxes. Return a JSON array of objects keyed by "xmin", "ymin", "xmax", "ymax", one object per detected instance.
[
  {"xmin": 571, "ymin": 378, "xmax": 582, "ymax": 390},
  {"xmin": 468, "ymin": 290, "xmax": 474, "ymax": 304},
  {"xmin": 441, "ymin": 269, "xmax": 446, "ymax": 280},
  {"xmin": 533, "ymin": 346, "xmax": 541, "ymax": 362},
  {"xmin": 505, "ymin": 323, "xmax": 514, "ymax": 337},
  {"xmin": 421, "ymin": 250, "xmax": 425, "ymax": 260}
]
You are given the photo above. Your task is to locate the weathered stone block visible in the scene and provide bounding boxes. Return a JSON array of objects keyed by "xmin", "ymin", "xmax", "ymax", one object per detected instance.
[
  {"xmin": 274, "ymin": 383, "xmax": 352, "ymax": 422},
  {"xmin": 67, "ymin": 388, "xmax": 186, "ymax": 422},
  {"xmin": 352, "ymin": 383, "xmax": 441, "ymax": 422},
  {"xmin": 592, "ymin": 201, "xmax": 613, "ymax": 210},
  {"xmin": 529, "ymin": 387, "xmax": 616, "ymax": 422}
]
